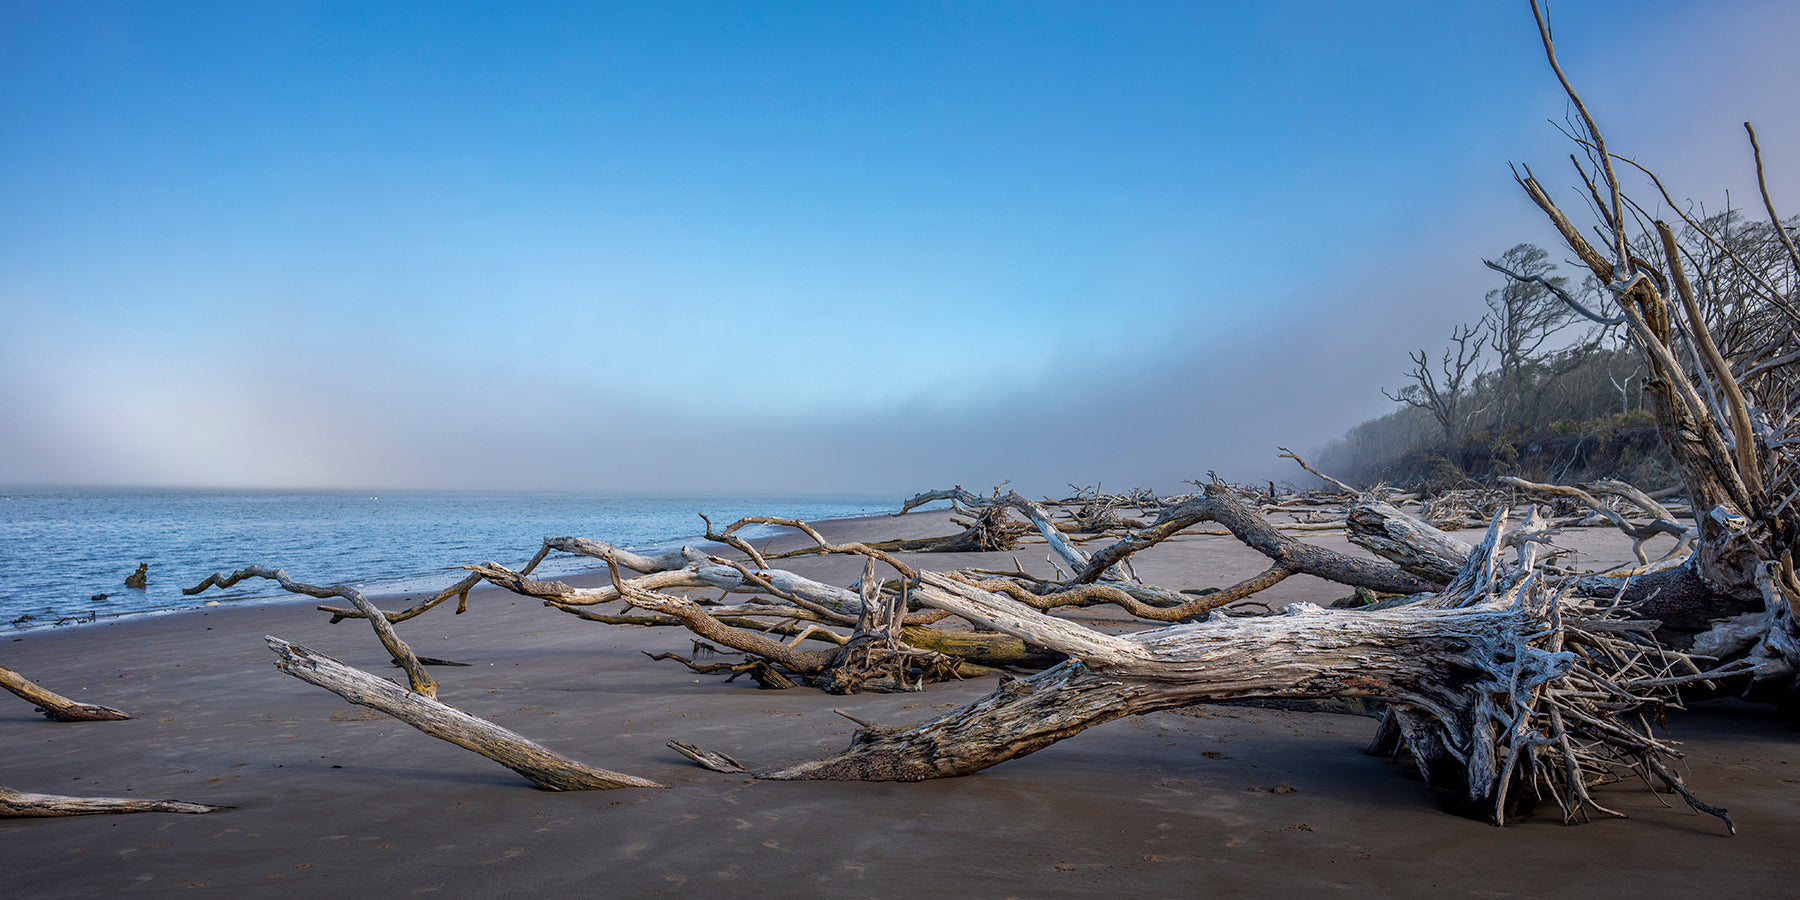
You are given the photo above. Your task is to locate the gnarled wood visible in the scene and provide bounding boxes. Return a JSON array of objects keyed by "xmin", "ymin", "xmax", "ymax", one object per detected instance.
[
  {"xmin": 1346, "ymin": 501, "xmax": 1476, "ymax": 585},
  {"xmin": 189, "ymin": 566, "xmax": 439, "ymax": 698},
  {"xmin": 1078, "ymin": 483, "xmax": 1436, "ymax": 596},
  {"xmin": 1498, "ymin": 475, "xmax": 1694, "ymax": 565},
  {"xmin": 750, "ymin": 522, "xmax": 1731, "ymax": 830}
]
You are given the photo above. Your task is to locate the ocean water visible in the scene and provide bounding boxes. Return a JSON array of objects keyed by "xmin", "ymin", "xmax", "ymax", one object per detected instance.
[{"xmin": 0, "ymin": 489, "xmax": 899, "ymax": 631}]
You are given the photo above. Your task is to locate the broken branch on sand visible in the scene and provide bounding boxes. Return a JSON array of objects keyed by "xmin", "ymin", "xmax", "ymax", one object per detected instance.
[
  {"xmin": 0, "ymin": 786, "xmax": 226, "ymax": 818},
  {"xmin": 0, "ymin": 664, "xmax": 131, "ymax": 722},
  {"xmin": 265, "ymin": 636, "xmax": 660, "ymax": 791}
]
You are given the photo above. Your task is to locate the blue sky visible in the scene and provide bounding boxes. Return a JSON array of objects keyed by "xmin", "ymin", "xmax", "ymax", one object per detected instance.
[{"xmin": 2, "ymin": 1, "xmax": 1795, "ymax": 493}]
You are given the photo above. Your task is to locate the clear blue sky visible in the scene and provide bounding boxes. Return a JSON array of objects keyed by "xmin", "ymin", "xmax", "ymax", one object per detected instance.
[{"xmin": 2, "ymin": 1, "xmax": 1795, "ymax": 493}]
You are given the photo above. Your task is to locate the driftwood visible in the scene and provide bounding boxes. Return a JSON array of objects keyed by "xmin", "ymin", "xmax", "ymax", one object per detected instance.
[
  {"xmin": 715, "ymin": 512, "xmax": 1733, "ymax": 831},
  {"xmin": 1499, "ymin": 475, "xmax": 1694, "ymax": 565},
  {"xmin": 0, "ymin": 664, "xmax": 131, "ymax": 722},
  {"xmin": 846, "ymin": 505, "xmax": 1031, "ymax": 554},
  {"xmin": 188, "ymin": 566, "xmax": 439, "ymax": 697},
  {"xmin": 266, "ymin": 636, "xmax": 659, "ymax": 791},
  {"xmin": 1346, "ymin": 502, "xmax": 1476, "ymax": 585},
  {"xmin": 0, "ymin": 786, "xmax": 224, "ymax": 818}
]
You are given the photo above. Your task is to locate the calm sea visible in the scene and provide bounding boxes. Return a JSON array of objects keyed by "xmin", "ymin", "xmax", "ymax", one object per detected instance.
[{"xmin": 0, "ymin": 489, "xmax": 899, "ymax": 631}]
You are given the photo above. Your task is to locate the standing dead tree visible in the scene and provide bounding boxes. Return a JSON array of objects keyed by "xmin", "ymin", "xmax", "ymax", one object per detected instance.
[
  {"xmin": 1384, "ymin": 320, "xmax": 1487, "ymax": 445},
  {"xmin": 1476, "ymin": 0, "xmax": 1800, "ymax": 700}
]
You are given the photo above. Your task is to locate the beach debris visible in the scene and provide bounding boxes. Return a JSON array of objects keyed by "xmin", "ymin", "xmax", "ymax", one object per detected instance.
[
  {"xmin": 0, "ymin": 663, "xmax": 131, "ymax": 721},
  {"xmin": 0, "ymin": 786, "xmax": 226, "ymax": 817},
  {"xmin": 125, "ymin": 563, "xmax": 148, "ymax": 589},
  {"xmin": 667, "ymin": 740, "xmax": 747, "ymax": 774},
  {"xmin": 265, "ymin": 636, "xmax": 660, "ymax": 791},
  {"xmin": 776, "ymin": 502, "xmax": 1032, "ymax": 556}
]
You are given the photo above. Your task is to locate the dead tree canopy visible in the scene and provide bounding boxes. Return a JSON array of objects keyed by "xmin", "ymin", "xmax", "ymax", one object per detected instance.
[{"xmin": 1484, "ymin": 1, "xmax": 1800, "ymax": 702}]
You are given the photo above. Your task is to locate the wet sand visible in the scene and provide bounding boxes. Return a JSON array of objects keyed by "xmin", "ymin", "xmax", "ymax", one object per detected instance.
[{"xmin": 3, "ymin": 509, "xmax": 1793, "ymax": 897}]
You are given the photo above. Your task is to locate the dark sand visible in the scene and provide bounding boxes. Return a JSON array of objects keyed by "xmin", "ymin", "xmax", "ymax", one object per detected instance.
[{"xmin": 3, "ymin": 510, "xmax": 1794, "ymax": 897}]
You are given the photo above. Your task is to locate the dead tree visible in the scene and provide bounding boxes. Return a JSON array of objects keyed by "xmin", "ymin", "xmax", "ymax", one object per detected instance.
[
  {"xmin": 187, "ymin": 566, "xmax": 439, "ymax": 697},
  {"xmin": 1478, "ymin": 1, "xmax": 1800, "ymax": 699},
  {"xmin": 699, "ymin": 512, "xmax": 1734, "ymax": 830},
  {"xmin": 1384, "ymin": 320, "xmax": 1487, "ymax": 445}
]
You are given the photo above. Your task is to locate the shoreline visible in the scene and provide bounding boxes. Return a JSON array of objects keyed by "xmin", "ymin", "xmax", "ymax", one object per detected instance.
[
  {"xmin": 5, "ymin": 508, "xmax": 1790, "ymax": 896},
  {"xmin": 2, "ymin": 503, "xmax": 931, "ymax": 637}
]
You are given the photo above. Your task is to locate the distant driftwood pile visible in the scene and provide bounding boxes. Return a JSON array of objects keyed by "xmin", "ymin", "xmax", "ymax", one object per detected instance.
[{"xmin": 8, "ymin": 2, "xmax": 1797, "ymax": 833}]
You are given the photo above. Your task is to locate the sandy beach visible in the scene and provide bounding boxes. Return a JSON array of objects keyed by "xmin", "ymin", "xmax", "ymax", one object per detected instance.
[{"xmin": 4, "ymin": 509, "xmax": 1794, "ymax": 897}]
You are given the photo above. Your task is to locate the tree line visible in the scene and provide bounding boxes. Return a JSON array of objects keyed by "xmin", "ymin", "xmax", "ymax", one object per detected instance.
[{"xmin": 1319, "ymin": 210, "xmax": 1797, "ymax": 487}]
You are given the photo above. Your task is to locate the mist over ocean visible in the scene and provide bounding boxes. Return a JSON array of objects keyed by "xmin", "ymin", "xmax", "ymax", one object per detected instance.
[{"xmin": 0, "ymin": 489, "xmax": 897, "ymax": 631}]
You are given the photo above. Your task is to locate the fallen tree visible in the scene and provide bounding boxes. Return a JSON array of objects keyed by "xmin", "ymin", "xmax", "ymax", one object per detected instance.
[{"xmin": 695, "ymin": 512, "xmax": 1738, "ymax": 830}]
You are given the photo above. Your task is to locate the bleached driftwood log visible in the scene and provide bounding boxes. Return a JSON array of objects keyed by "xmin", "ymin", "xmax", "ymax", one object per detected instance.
[
  {"xmin": 1346, "ymin": 502, "xmax": 1475, "ymax": 585},
  {"xmin": 0, "ymin": 664, "xmax": 131, "ymax": 722},
  {"xmin": 0, "ymin": 786, "xmax": 224, "ymax": 817},
  {"xmin": 266, "ymin": 637, "xmax": 659, "ymax": 790}
]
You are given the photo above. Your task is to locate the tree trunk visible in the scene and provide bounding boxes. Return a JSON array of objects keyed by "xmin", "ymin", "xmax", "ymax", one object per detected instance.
[{"xmin": 1346, "ymin": 502, "xmax": 1474, "ymax": 585}]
